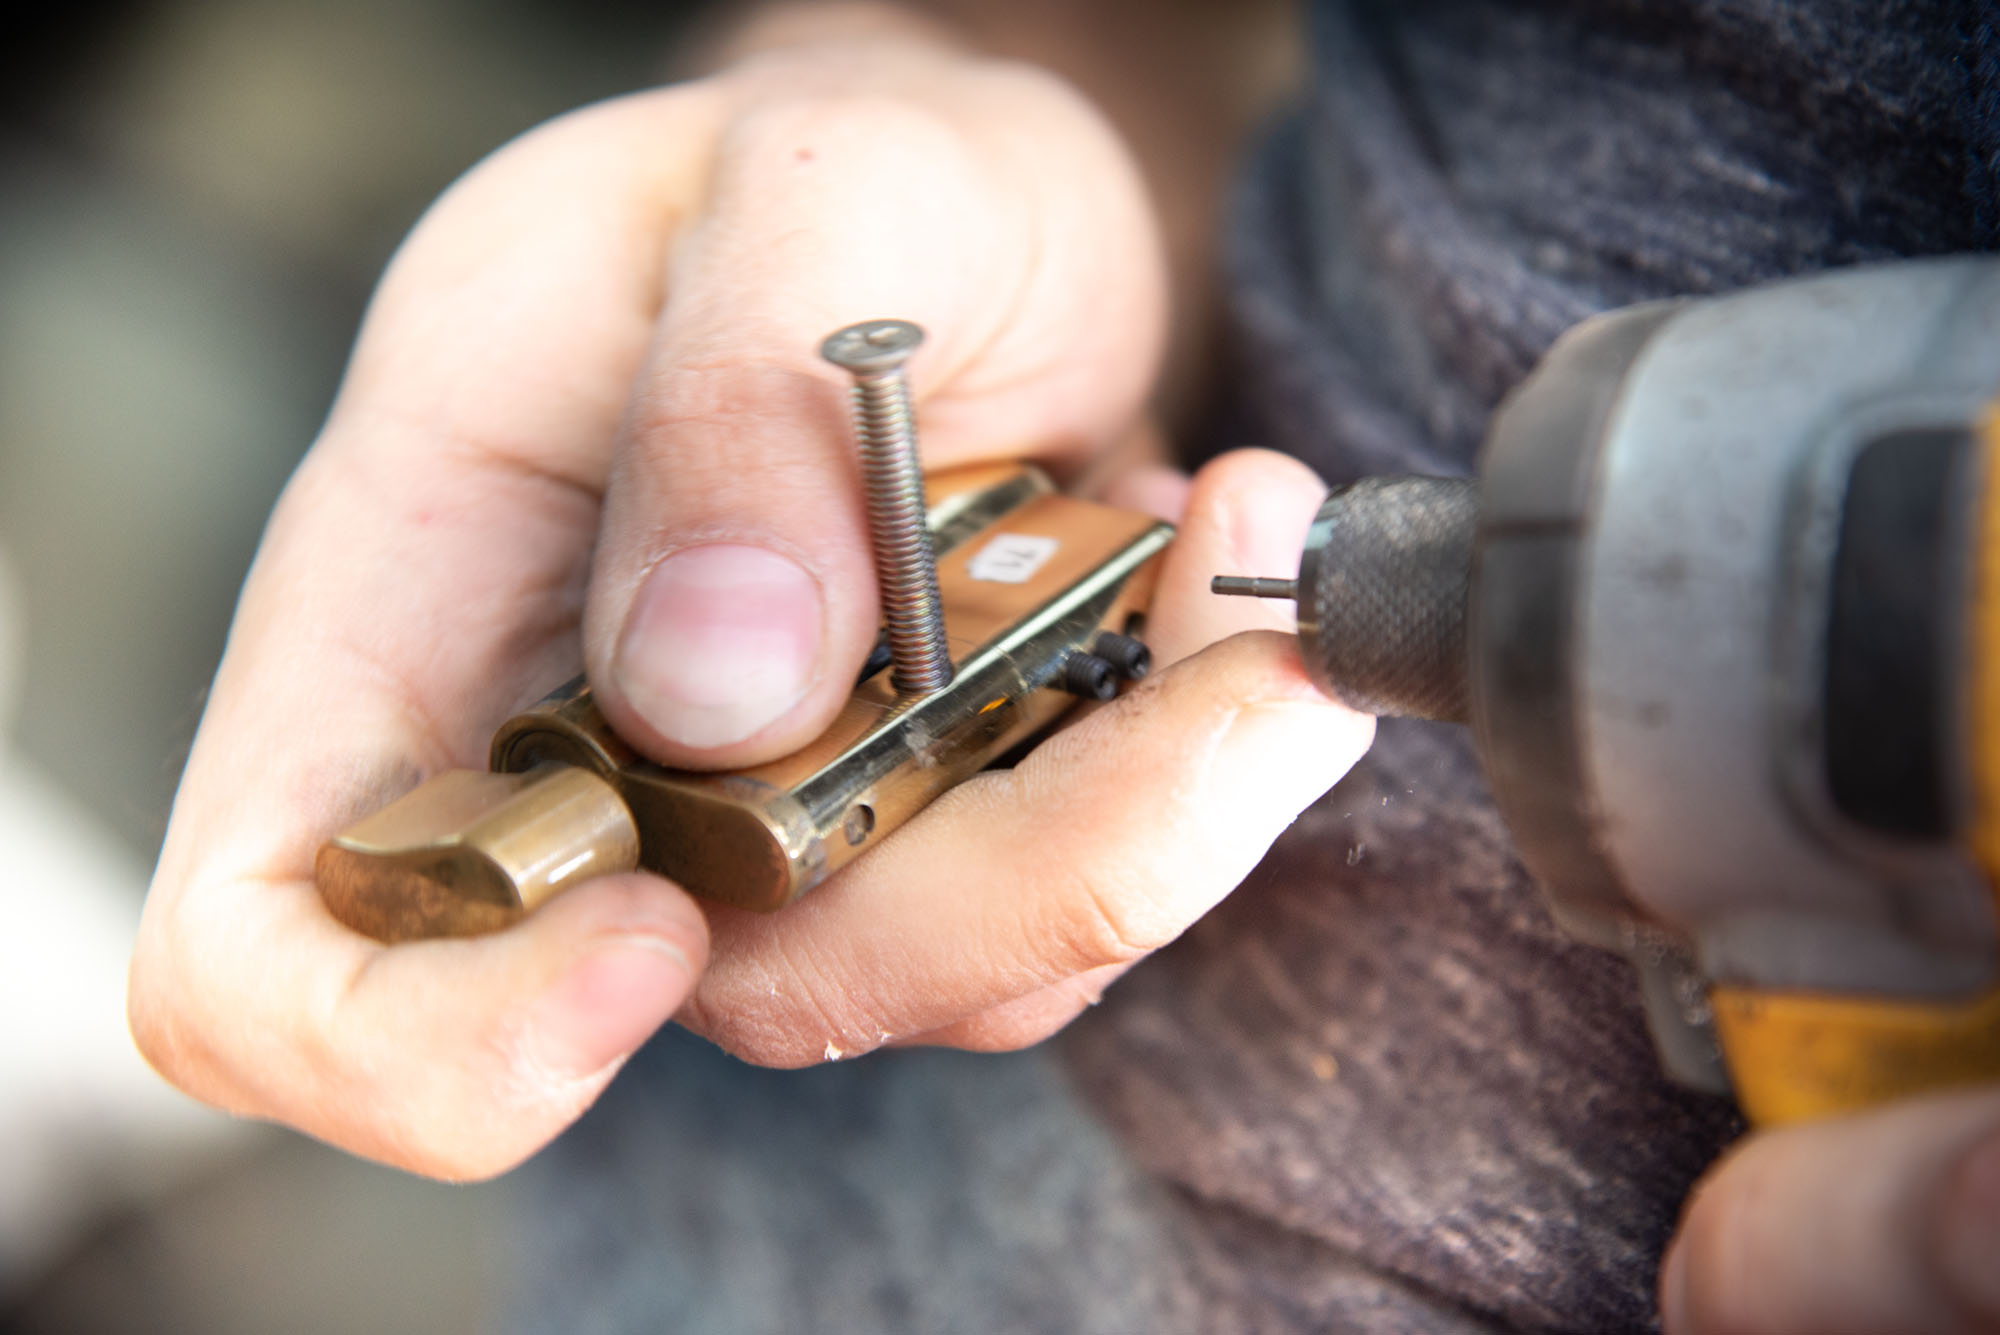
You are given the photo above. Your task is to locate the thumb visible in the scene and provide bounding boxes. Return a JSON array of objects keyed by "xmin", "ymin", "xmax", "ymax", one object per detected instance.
[
  {"xmin": 1662, "ymin": 1085, "xmax": 2000, "ymax": 1334},
  {"xmin": 581, "ymin": 74, "xmax": 1163, "ymax": 770},
  {"xmin": 130, "ymin": 866, "xmax": 710, "ymax": 1180}
]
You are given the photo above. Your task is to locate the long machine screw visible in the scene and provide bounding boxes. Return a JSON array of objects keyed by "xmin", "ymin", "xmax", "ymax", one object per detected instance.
[{"xmin": 821, "ymin": 319, "xmax": 953, "ymax": 696}]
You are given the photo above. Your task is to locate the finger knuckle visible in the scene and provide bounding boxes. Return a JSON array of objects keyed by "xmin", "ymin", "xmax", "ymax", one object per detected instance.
[
  {"xmin": 624, "ymin": 356, "xmax": 831, "ymax": 471},
  {"xmin": 124, "ymin": 954, "xmax": 187, "ymax": 1084},
  {"xmin": 1051, "ymin": 862, "xmax": 1174, "ymax": 973},
  {"xmin": 125, "ymin": 897, "xmax": 209, "ymax": 1093},
  {"xmin": 696, "ymin": 1001, "xmax": 854, "ymax": 1068},
  {"xmin": 724, "ymin": 90, "xmax": 967, "ymax": 172},
  {"xmin": 694, "ymin": 1009, "xmax": 819, "ymax": 1069},
  {"xmin": 471, "ymin": 84, "xmax": 716, "ymax": 190},
  {"xmin": 685, "ymin": 941, "xmax": 889, "ymax": 1069},
  {"xmin": 939, "ymin": 1017, "xmax": 1053, "ymax": 1054},
  {"xmin": 948, "ymin": 999, "xmax": 1084, "ymax": 1054},
  {"xmin": 358, "ymin": 1111, "xmax": 539, "ymax": 1184}
]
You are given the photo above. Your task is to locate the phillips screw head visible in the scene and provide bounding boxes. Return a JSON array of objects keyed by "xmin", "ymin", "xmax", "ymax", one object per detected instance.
[{"xmin": 821, "ymin": 319, "xmax": 925, "ymax": 377}]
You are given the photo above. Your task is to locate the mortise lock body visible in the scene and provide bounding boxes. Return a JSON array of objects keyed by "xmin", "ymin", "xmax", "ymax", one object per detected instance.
[{"xmin": 320, "ymin": 446, "xmax": 1172, "ymax": 940}]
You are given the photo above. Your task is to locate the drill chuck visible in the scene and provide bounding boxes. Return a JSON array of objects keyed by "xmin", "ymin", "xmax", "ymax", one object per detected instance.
[
  {"xmin": 1295, "ymin": 477, "xmax": 1477, "ymax": 722},
  {"xmin": 1215, "ymin": 476, "xmax": 1477, "ymax": 722}
]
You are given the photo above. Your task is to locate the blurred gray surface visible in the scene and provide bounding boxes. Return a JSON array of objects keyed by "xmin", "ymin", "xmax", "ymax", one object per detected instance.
[
  {"xmin": 0, "ymin": 144, "xmax": 331, "ymax": 849},
  {"xmin": 9, "ymin": 1134, "xmax": 511, "ymax": 1335},
  {"xmin": 0, "ymin": 1, "xmax": 706, "ymax": 1328}
]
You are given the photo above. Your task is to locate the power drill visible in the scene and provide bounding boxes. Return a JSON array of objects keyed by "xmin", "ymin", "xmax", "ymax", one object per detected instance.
[{"xmin": 1214, "ymin": 257, "xmax": 2000, "ymax": 1126}]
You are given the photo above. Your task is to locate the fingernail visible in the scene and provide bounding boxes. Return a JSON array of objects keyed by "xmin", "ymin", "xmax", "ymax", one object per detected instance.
[
  {"xmin": 1214, "ymin": 468, "xmax": 1322, "ymax": 634},
  {"xmin": 1941, "ymin": 1126, "xmax": 2000, "ymax": 1320},
  {"xmin": 615, "ymin": 544, "xmax": 821, "ymax": 749},
  {"xmin": 529, "ymin": 935, "xmax": 696, "ymax": 1081},
  {"xmin": 1224, "ymin": 485, "xmax": 1316, "ymax": 581}
]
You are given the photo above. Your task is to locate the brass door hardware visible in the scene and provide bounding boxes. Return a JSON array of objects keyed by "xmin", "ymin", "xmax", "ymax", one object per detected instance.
[{"xmin": 317, "ymin": 323, "xmax": 1174, "ymax": 943}]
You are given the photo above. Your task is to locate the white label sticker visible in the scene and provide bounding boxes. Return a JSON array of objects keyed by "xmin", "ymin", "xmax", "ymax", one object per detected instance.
[{"xmin": 967, "ymin": 532, "xmax": 1060, "ymax": 584}]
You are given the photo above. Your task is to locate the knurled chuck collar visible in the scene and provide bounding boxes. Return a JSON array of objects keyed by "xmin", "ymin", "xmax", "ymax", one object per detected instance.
[{"xmin": 1292, "ymin": 475, "xmax": 1479, "ymax": 723}]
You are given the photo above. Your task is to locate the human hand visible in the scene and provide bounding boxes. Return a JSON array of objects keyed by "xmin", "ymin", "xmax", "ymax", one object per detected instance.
[
  {"xmin": 1662, "ymin": 1084, "xmax": 2000, "ymax": 1333},
  {"xmin": 128, "ymin": 21, "xmax": 1373, "ymax": 1178}
]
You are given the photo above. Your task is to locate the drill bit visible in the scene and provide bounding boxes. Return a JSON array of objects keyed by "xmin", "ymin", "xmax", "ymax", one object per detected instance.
[{"xmin": 1211, "ymin": 576, "xmax": 1299, "ymax": 601}]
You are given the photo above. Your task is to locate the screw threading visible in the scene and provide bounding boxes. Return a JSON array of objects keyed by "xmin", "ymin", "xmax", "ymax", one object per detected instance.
[{"xmin": 821, "ymin": 320, "xmax": 953, "ymax": 695}]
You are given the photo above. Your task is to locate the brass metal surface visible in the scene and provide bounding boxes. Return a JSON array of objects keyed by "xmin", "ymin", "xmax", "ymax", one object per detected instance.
[
  {"xmin": 495, "ymin": 489, "xmax": 1170, "ymax": 912},
  {"xmin": 317, "ymin": 462, "xmax": 1171, "ymax": 938},
  {"xmin": 317, "ymin": 766, "xmax": 640, "ymax": 943}
]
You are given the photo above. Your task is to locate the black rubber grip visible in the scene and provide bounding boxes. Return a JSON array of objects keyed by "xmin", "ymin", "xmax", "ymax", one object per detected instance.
[{"xmin": 1823, "ymin": 426, "xmax": 1973, "ymax": 841}]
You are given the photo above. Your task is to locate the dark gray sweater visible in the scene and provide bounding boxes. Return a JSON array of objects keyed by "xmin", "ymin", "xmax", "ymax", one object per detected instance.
[{"xmin": 503, "ymin": 4, "xmax": 1999, "ymax": 1330}]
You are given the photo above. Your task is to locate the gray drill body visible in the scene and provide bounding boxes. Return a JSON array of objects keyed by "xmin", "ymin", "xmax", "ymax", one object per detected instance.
[{"xmin": 1239, "ymin": 258, "xmax": 2000, "ymax": 1092}]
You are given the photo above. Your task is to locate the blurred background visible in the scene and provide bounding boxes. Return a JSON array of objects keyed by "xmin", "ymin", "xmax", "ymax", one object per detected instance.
[{"xmin": 0, "ymin": 1, "xmax": 714, "ymax": 1328}]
